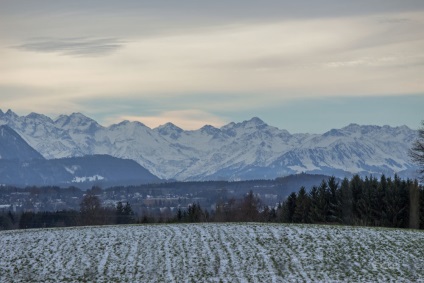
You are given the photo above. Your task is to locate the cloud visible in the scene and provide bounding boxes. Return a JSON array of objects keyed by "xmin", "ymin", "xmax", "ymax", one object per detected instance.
[
  {"xmin": 378, "ymin": 17, "xmax": 410, "ymax": 24},
  {"xmin": 14, "ymin": 37, "xmax": 124, "ymax": 57},
  {"xmin": 1, "ymin": 7, "xmax": 424, "ymax": 133},
  {"xmin": 3, "ymin": 12, "xmax": 424, "ymax": 96}
]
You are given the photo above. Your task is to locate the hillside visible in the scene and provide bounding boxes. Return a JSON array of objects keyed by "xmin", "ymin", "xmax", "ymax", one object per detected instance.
[
  {"xmin": 0, "ymin": 125, "xmax": 44, "ymax": 161},
  {"xmin": 1, "ymin": 223, "xmax": 422, "ymax": 282},
  {"xmin": 0, "ymin": 125, "xmax": 159, "ymax": 186},
  {"xmin": 0, "ymin": 154, "xmax": 159, "ymax": 187}
]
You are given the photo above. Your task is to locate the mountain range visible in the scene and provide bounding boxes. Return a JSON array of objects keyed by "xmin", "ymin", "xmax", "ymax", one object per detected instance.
[{"xmin": 0, "ymin": 109, "xmax": 419, "ymax": 181}]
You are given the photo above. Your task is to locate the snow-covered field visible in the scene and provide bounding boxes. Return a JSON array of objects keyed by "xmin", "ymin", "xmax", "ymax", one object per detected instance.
[{"xmin": 0, "ymin": 223, "xmax": 423, "ymax": 282}]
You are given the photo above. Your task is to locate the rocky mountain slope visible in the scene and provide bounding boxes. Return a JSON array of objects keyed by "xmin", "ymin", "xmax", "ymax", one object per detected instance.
[{"xmin": 0, "ymin": 109, "xmax": 418, "ymax": 181}]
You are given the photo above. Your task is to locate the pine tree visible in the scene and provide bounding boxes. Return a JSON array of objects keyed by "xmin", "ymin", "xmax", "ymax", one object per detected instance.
[
  {"xmin": 293, "ymin": 187, "xmax": 311, "ymax": 223},
  {"xmin": 176, "ymin": 208, "xmax": 183, "ymax": 222},
  {"xmin": 309, "ymin": 186, "xmax": 320, "ymax": 222},
  {"xmin": 315, "ymin": 180, "xmax": 329, "ymax": 223},
  {"xmin": 116, "ymin": 201, "xmax": 124, "ymax": 224},
  {"xmin": 327, "ymin": 177, "xmax": 341, "ymax": 223},
  {"xmin": 116, "ymin": 202, "xmax": 135, "ymax": 224},
  {"xmin": 282, "ymin": 192, "xmax": 297, "ymax": 223},
  {"xmin": 123, "ymin": 202, "xmax": 135, "ymax": 224},
  {"xmin": 350, "ymin": 175, "xmax": 363, "ymax": 225},
  {"xmin": 409, "ymin": 180, "xmax": 420, "ymax": 229},
  {"xmin": 340, "ymin": 178, "xmax": 352, "ymax": 225}
]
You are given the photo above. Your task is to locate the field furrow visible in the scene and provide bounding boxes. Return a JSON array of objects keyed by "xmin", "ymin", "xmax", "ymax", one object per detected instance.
[{"xmin": 0, "ymin": 224, "xmax": 423, "ymax": 282}]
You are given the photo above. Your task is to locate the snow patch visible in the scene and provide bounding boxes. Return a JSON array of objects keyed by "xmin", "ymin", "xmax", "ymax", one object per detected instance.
[
  {"xmin": 72, "ymin": 175, "xmax": 105, "ymax": 183},
  {"xmin": 64, "ymin": 165, "xmax": 80, "ymax": 174}
]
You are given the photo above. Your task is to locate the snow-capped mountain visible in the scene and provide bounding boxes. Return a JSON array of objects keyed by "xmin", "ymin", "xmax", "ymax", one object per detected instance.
[{"xmin": 0, "ymin": 109, "xmax": 418, "ymax": 181}]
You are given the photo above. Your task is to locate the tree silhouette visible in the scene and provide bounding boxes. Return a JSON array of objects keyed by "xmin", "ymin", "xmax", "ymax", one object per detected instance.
[
  {"xmin": 80, "ymin": 194, "xmax": 102, "ymax": 225},
  {"xmin": 410, "ymin": 120, "xmax": 424, "ymax": 179}
]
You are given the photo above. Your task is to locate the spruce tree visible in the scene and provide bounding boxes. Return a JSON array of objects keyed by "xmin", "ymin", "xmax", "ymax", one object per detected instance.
[
  {"xmin": 409, "ymin": 180, "xmax": 420, "ymax": 229},
  {"xmin": 282, "ymin": 192, "xmax": 297, "ymax": 223},
  {"xmin": 293, "ymin": 187, "xmax": 311, "ymax": 223},
  {"xmin": 340, "ymin": 178, "xmax": 352, "ymax": 225},
  {"xmin": 327, "ymin": 177, "xmax": 341, "ymax": 223}
]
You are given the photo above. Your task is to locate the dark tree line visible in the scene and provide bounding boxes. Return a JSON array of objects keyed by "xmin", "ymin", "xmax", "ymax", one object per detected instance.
[
  {"xmin": 1, "ymin": 175, "xmax": 422, "ymax": 230},
  {"xmin": 170, "ymin": 191, "xmax": 263, "ymax": 223},
  {"xmin": 0, "ymin": 193, "xmax": 136, "ymax": 230},
  {"xmin": 168, "ymin": 175, "xmax": 423, "ymax": 230},
  {"xmin": 18, "ymin": 210, "xmax": 79, "ymax": 229},
  {"xmin": 277, "ymin": 175, "xmax": 423, "ymax": 229}
]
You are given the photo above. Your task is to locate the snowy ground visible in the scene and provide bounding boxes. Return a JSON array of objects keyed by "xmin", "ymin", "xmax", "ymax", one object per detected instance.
[{"xmin": 0, "ymin": 223, "xmax": 423, "ymax": 282}]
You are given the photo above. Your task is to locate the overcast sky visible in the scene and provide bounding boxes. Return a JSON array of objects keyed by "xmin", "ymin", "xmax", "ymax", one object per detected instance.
[{"xmin": 1, "ymin": 0, "xmax": 423, "ymax": 132}]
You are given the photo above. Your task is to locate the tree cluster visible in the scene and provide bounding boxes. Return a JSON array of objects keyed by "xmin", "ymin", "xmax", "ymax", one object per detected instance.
[
  {"xmin": 2, "ymin": 175, "xmax": 422, "ymax": 231},
  {"xmin": 277, "ymin": 175, "xmax": 423, "ymax": 229},
  {"xmin": 19, "ymin": 210, "xmax": 79, "ymax": 229},
  {"xmin": 0, "ymin": 211, "xmax": 16, "ymax": 230},
  {"xmin": 5, "ymin": 193, "xmax": 135, "ymax": 230}
]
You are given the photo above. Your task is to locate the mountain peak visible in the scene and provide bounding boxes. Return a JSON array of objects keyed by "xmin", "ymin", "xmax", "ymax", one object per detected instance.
[
  {"xmin": 55, "ymin": 112, "xmax": 94, "ymax": 122},
  {"xmin": 221, "ymin": 117, "xmax": 268, "ymax": 130},
  {"xmin": 246, "ymin": 117, "xmax": 266, "ymax": 125},
  {"xmin": 237, "ymin": 117, "xmax": 268, "ymax": 130},
  {"xmin": 113, "ymin": 120, "xmax": 147, "ymax": 128},
  {"xmin": 157, "ymin": 122, "xmax": 183, "ymax": 132},
  {"xmin": 54, "ymin": 112, "xmax": 101, "ymax": 131},
  {"xmin": 69, "ymin": 112, "xmax": 92, "ymax": 120},
  {"xmin": 26, "ymin": 112, "xmax": 54, "ymax": 123},
  {"xmin": 342, "ymin": 124, "xmax": 392, "ymax": 134},
  {"xmin": 0, "ymin": 109, "xmax": 3, "ymax": 116},
  {"xmin": 155, "ymin": 122, "xmax": 183, "ymax": 139},
  {"xmin": 200, "ymin": 124, "xmax": 220, "ymax": 135},
  {"xmin": 5, "ymin": 109, "xmax": 18, "ymax": 118},
  {"xmin": 342, "ymin": 123, "xmax": 363, "ymax": 132},
  {"xmin": 323, "ymin": 128, "xmax": 346, "ymax": 138}
]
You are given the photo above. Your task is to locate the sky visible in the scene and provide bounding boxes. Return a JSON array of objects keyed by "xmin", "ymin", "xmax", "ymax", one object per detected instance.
[{"xmin": 1, "ymin": 0, "xmax": 423, "ymax": 133}]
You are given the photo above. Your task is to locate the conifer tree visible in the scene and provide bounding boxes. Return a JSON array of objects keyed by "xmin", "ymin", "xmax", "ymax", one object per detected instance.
[
  {"xmin": 340, "ymin": 178, "xmax": 352, "ymax": 225},
  {"xmin": 327, "ymin": 177, "xmax": 341, "ymax": 223},
  {"xmin": 409, "ymin": 180, "xmax": 420, "ymax": 229},
  {"xmin": 293, "ymin": 187, "xmax": 311, "ymax": 223},
  {"xmin": 282, "ymin": 192, "xmax": 297, "ymax": 223}
]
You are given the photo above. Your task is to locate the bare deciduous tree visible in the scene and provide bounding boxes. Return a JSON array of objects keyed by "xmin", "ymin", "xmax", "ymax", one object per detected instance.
[
  {"xmin": 80, "ymin": 194, "xmax": 102, "ymax": 226},
  {"xmin": 410, "ymin": 121, "xmax": 424, "ymax": 179}
]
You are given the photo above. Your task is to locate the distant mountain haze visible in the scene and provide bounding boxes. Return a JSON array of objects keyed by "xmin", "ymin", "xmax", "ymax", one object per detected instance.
[{"xmin": 0, "ymin": 109, "xmax": 418, "ymax": 181}]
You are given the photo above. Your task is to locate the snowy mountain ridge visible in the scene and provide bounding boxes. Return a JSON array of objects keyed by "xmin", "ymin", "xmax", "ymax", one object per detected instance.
[{"xmin": 0, "ymin": 109, "xmax": 418, "ymax": 181}]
